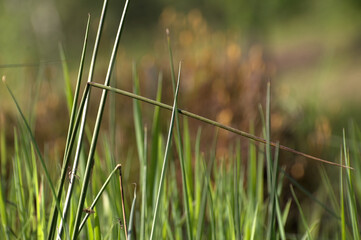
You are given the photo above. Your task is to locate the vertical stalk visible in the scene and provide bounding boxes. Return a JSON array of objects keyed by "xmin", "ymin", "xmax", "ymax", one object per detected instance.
[
  {"xmin": 71, "ymin": 1, "xmax": 130, "ymax": 238},
  {"xmin": 150, "ymin": 63, "xmax": 181, "ymax": 240}
]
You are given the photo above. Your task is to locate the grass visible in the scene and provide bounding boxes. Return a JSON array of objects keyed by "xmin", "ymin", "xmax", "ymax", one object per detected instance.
[{"xmin": 1, "ymin": 0, "xmax": 361, "ymax": 239}]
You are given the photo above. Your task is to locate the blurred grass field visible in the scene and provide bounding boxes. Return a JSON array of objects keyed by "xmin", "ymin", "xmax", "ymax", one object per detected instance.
[{"xmin": 1, "ymin": 0, "xmax": 361, "ymax": 239}]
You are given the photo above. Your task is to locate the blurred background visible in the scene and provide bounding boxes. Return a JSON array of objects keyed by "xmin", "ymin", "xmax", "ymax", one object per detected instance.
[
  {"xmin": 1, "ymin": 0, "xmax": 361, "ymax": 233},
  {"xmin": 2, "ymin": 0, "xmax": 361, "ymax": 170}
]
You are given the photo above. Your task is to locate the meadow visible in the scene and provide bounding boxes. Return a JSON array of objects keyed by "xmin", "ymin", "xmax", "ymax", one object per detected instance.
[{"xmin": 1, "ymin": 0, "xmax": 361, "ymax": 239}]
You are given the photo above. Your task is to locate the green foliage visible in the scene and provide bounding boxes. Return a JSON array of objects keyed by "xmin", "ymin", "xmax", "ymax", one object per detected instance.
[{"xmin": 2, "ymin": 1, "xmax": 361, "ymax": 240}]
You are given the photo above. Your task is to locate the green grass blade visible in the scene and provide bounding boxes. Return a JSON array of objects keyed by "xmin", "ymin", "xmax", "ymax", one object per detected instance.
[
  {"xmin": 149, "ymin": 62, "xmax": 181, "ymax": 240},
  {"xmin": 196, "ymin": 131, "xmax": 217, "ymax": 240},
  {"xmin": 31, "ymin": 144, "xmax": 45, "ymax": 240},
  {"xmin": 149, "ymin": 73, "xmax": 162, "ymax": 207},
  {"xmin": 3, "ymin": 80, "xmax": 64, "ymax": 234},
  {"xmin": 250, "ymin": 204, "xmax": 259, "ymax": 240},
  {"xmin": 55, "ymin": 0, "xmax": 109, "ymax": 237},
  {"xmin": 66, "ymin": 14, "xmax": 91, "ymax": 146},
  {"xmin": 57, "ymin": 16, "xmax": 91, "ymax": 235},
  {"xmin": 51, "ymin": 14, "xmax": 92, "ymax": 240},
  {"xmin": 140, "ymin": 128, "xmax": 148, "ymax": 240},
  {"xmin": 132, "ymin": 63, "xmax": 145, "ymax": 164},
  {"xmin": 339, "ymin": 148, "xmax": 346, "ymax": 240},
  {"xmin": 128, "ymin": 184, "xmax": 137, "ymax": 240},
  {"xmin": 59, "ymin": 43, "xmax": 73, "ymax": 114},
  {"xmin": 0, "ymin": 167, "xmax": 9, "ymax": 240},
  {"xmin": 71, "ymin": 1, "xmax": 130, "ymax": 238},
  {"xmin": 343, "ymin": 130, "xmax": 360, "ymax": 240},
  {"xmin": 13, "ymin": 130, "xmax": 26, "ymax": 239},
  {"xmin": 78, "ymin": 164, "xmax": 122, "ymax": 232},
  {"xmin": 234, "ymin": 141, "xmax": 241, "ymax": 240},
  {"xmin": 167, "ymin": 30, "xmax": 193, "ymax": 240},
  {"xmin": 0, "ymin": 128, "xmax": 6, "ymax": 178}
]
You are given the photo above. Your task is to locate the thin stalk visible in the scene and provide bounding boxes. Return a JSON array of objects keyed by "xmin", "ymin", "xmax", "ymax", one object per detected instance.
[
  {"xmin": 128, "ymin": 184, "xmax": 137, "ymax": 240},
  {"xmin": 56, "ymin": 11, "xmax": 97, "ymax": 238},
  {"xmin": 340, "ymin": 148, "xmax": 346, "ymax": 240},
  {"xmin": 149, "ymin": 64, "xmax": 181, "ymax": 240},
  {"xmin": 119, "ymin": 165, "xmax": 128, "ymax": 240},
  {"xmin": 78, "ymin": 164, "xmax": 122, "ymax": 232},
  {"xmin": 71, "ymin": 1, "xmax": 130, "ymax": 239},
  {"xmin": 49, "ymin": 5, "xmax": 101, "ymax": 237},
  {"xmin": 167, "ymin": 31, "xmax": 193, "ymax": 240},
  {"xmin": 266, "ymin": 80, "xmax": 275, "ymax": 240},
  {"xmin": 140, "ymin": 127, "xmax": 147, "ymax": 240},
  {"xmin": 88, "ymin": 82, "xmax": 351, "ymax": 169},
  {"xmin": 343, "ymin": 130, "xmax": 359, "ymax": 240}
]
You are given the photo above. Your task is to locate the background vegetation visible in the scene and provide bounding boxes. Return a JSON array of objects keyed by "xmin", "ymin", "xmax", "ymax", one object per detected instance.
[{"xmin": 1, "ymin": 0, "xmax": 361, "ymax": 238}]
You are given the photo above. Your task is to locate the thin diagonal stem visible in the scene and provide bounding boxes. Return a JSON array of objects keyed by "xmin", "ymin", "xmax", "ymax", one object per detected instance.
[{"xmin": 87, "ymin": 82, "xmax": 352, "ymax": 170}]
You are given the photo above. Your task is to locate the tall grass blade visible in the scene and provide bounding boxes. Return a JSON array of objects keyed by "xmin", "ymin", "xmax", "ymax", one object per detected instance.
[
  {"xmin": 119, "ymin": 165, "xmax": 129, "ymax": 240},
  {"xmin": 149, "ymin": 73, "xmax": 162, "ymax": 207},
  {"xmin": 56, "ymin": 14, "xmax": 92, "ymax": 239},
  {"xmin": 167, "ymin": 30, "xmax": 193, "ymax": 240},
  {"xmin": 132, "ymin": 63, "xmax": 144, "ymax": 164},
  {"xmin": 149, "ymin": 62, "xmax": 181, "ymax": 240},
  {"xmin": 59, "ymin": 43, "xmax": 73, "ymax": 113},
  {"xmin": 234, "ymin": 141, "xmax": 241, "ymax": 240},
  {"xmin": 55, "ymin": 0, "xmax": 109, "ymax": 236},
  {"xmin": 339, "ymin": 148, "xmax": 346, "ymax": 240},
  {"xmin": 140, "ymin": 127, "xmax": 148, "ymax": 240},
  {"xmin": 342, "ymin": 130, "xmax": 360, "ymax": 240},
  {"xmin": 71, "ymin": 1, "xmax": 130, "ymax": 238}
]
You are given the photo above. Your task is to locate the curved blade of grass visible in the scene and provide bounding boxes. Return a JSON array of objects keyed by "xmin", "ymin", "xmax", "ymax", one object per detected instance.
[
  {"xmin": 167, "ymin": 31, "xmax": 193, "ymax": 240},
  {"xmin": 128, "ymin": 184, "xmax": 137, "ymax": 240},
  {"xmin": 87, "ymin": 82, "xmax": 350, "ymax": 169},
  {"xmin": 149, "ymin": 62, "xmax": 181, "ymax": 240},
  {"xmin": 78, "ymin": 164, "xmax": 122, "ymax": 232},
  {"xmin": 72, "ymin": 0, "xmax": 130, "ymax": 238}
]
